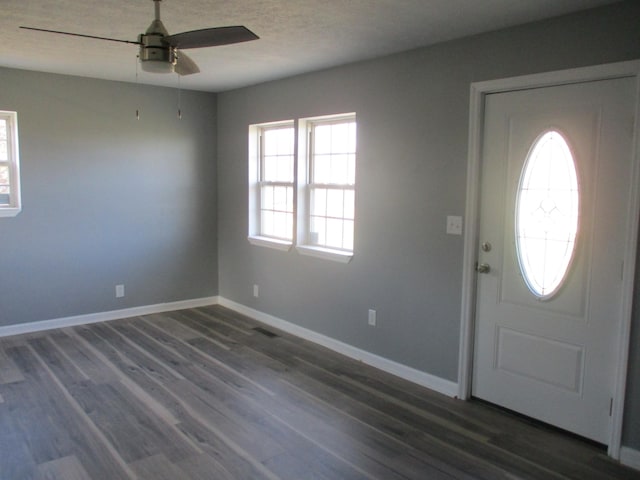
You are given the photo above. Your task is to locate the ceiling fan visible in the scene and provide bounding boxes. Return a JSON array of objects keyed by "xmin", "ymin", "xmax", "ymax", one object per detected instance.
[{"xmin": 19, "ymin": 0, "xmax": 259, "ymax": 76}]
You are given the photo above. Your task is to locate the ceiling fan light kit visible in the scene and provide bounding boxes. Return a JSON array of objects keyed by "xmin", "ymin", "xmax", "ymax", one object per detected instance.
[{"xmin": 20, "ymin": 0, "xmax": 258, "ymax": 77}]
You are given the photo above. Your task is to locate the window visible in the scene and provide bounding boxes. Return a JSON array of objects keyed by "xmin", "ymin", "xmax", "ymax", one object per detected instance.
[
  {"xmin": 0, "ymin": 111, "xmax": 21, "ymax": 217},
  {"xmin": 516, "ymin": 130, "xmax": 579, "ymax": 299},
  {"xmin": 248, "ymin": 121, "xmax": 295, "ymax": 249},
  {"xmin": 248, "ymin": 113, "xmax": 357, "ymax": 262},
  {"xmin": 305, "ymin": 115, "xmax": 356, "ymax": 253},
  {"xmin": 259, "ymin": 124, "xmax": 295, "ymax": 241}
]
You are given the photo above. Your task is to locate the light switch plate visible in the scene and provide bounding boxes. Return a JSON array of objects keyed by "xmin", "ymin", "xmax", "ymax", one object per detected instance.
[{"xmin": 446, "ymin": 216, "xmax": 463, "ymax": 235}]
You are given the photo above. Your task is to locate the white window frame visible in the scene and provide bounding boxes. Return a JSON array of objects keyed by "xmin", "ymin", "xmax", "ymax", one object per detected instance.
[
  {"xmin": 297, "ymin": 113, "xmax": 356, "ymax": 263},
  {"xmin": 248, "ymin": 113, "xmax": 357, "ymax": 263},
  {"xmin": 248, "ymin": 120, "xmax": 295, "ymax": 251},
  {"xmin": 0, "ymin": 111, "xmax": 21, "ymax": 218}
]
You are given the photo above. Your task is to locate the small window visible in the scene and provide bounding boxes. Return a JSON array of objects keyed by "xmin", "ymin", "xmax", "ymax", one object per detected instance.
[
  {"xmin": 516, "ymin": 130, "xmax": 579, "ymax": 299},
  {"xmin": 248, "ymin": 121, "xmax": 295, "ymax": 249},
  {"xmin": 0, "ymin": 111, "xmax": 21, "ymax": 217},
  {"xmin": 306, "ymin": 115, "xmax": 356, "ymax": 253}
]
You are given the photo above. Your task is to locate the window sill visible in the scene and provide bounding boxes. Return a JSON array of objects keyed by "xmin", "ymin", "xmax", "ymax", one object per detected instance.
[
  {"xmin": 0, "ymin": 207, "xmax": 21, "ymax": 218},
  {"xmin": 296, "ymin": 245, "xmax": 353, "ymax": 263},
  {"xmin": 248, "ymin": 236, "xmax": 293, "ymax": 252}
]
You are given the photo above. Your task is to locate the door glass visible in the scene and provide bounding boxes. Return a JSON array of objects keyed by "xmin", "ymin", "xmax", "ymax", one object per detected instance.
[{"xmin": 516, "ymin": 130, "xmax": 579, "ymax": 299}]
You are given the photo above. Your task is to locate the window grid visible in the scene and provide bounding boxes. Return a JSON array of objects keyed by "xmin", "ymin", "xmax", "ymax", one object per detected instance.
[
  {"xmin": 258, "ymin": 124, "xmax": 295, "ymax": 241},
  {"xmin": 308, "ymin": 118, "xmax": 356, "ymax": 251}
]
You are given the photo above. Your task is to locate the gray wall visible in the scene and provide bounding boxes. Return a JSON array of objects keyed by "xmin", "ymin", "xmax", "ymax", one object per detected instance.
[
  {"xmin": 0, "ymin": 68, "xmax": 218, "ymax": 325},
  {"xmin": 216, "ymin": 1, "xmax": 640, "ymax": 449}
]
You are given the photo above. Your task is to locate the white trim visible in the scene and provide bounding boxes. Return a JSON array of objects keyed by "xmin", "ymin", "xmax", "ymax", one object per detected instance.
[
  {"xmin": 0, "ymin": 110, "xmax": 21, "ymax": 217},
  {"xmin": 458, "ymin": 59, "xmax": 640, "ymax": 460},
  {"xmin": 0, "ymin": 296, "xmax": 219, "ymax": 338},
  {"xmin": 621, "ymin": 447, "xmax": 640, "ymax": 471},
  {"xmin": 219, "ymin": 296, "xmax": 458, "ymax": 397},
  {"xmin": 611, "ymin": 67, "xmax": 640, "ymax": 459},
  {"xmin": 248, "ymin": 235, "xmax": 293, "ymax": 251},
  {"xmin": 0, "ymin": 206, "xmax": 21, "ymax": 218},
  {"xmin": 296, "ymin": 245, "xmax": 353, "ymax": 263}
]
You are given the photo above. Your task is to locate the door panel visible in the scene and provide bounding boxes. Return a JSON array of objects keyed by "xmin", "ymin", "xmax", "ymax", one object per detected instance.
[{"xmin": 472, "ymin": 77, "xmax": 636, "ymax": 443}]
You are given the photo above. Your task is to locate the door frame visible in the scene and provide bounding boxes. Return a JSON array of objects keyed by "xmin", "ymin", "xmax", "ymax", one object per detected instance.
[{"xmin": 458, "ymin": 60, "xmax": 640, "ymax": 459}]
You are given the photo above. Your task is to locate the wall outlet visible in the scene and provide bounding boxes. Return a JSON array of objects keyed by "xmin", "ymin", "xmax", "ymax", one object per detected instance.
[
  {"xmin": 253, "ymin": 284, "xmax": 259, "ymax": 298},
  {"xmin": 368, "ymin": 309, "xmax": 377, "ymax": 326},
  {"xmin": 115, "ymin": 284, "xmax": 125, "ymax": 298}
]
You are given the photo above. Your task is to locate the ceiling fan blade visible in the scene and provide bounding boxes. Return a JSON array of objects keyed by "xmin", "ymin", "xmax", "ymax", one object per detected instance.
[
  {"xmin": 19, "ymin": 26, "xmax": 140, "ymax": 45},
  {"xmin": 164, "ymin": 26, "xmax": 259, "ymax": 49},
  {"xmin": 174, "ymin": 51, "xmax": 200, "ymax": 76}
]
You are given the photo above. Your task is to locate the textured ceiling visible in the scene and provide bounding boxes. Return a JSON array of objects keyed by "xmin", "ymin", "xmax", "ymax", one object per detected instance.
[{"xmin": 0, "ymin": 0, "xmax": 621, "ymax": 92}]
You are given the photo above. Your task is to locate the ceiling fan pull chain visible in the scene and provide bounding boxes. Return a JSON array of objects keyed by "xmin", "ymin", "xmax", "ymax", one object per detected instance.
[
  {"xmin": 177, "ymin": 75, "xmax": 182, "ymax": 119},
  {"xmin": 135, "ymin": 55, "xmax": 141, "ymax": 120}
]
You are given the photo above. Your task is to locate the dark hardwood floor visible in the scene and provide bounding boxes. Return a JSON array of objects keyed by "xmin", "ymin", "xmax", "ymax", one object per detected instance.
[{"xmin": 0, "ymin": 305, "xmax": 638, "ymax": 479}]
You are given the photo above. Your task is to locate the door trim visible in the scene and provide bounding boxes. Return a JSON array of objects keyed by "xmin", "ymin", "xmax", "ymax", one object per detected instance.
[{"xmin": 458, "ymin": 60, "xmax": 640, "ymax": 459}]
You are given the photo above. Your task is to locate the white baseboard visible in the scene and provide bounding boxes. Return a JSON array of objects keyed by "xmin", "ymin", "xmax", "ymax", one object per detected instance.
[
  {"xmin": 0, "ymin": 296, "xmax": 220, "ymax": 338},
  {"xmin": 621, "ymin": 447, "xmax": 640, "ymax": 471},
  {"xmin": 218, "ymin": 297, "xmax": 459, "ymax": 398}
]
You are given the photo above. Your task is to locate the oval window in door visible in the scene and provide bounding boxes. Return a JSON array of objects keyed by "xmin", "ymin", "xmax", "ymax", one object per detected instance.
[{"xmin": 516, "ymin": 130, "xmax": 579, "ymax": 299}]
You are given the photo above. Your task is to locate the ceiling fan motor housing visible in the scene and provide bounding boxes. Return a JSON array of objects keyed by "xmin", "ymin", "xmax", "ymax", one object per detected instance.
[{"xmin": 139, "ymin": 11, "xmax": 176, "ymax": 74}]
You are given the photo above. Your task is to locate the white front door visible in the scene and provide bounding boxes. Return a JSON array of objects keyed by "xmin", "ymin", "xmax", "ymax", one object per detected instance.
[{"xmin": 472, "ymin": 76, "xmax": 637, "ymax": 444}]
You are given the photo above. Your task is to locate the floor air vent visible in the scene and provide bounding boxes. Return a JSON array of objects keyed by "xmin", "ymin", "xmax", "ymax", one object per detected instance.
[{"xmin": 252, "ymin": 327, "xmax": 279, "ymax": 338}]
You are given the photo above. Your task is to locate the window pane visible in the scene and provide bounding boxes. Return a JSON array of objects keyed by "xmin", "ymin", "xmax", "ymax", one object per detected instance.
[
  {"xmin": 273, "ymin": 186, "xmax": 288, "ymax": 211},
  {"xmin": 331, "ymin": 123, "xmax": 352, "ymax": 153},
  {"xmin": 326, "ymin": 189, "xmax": 344, "ymax": 218},
  {"xmin": 0, "ymin": 141, "xmax": 7, "ymax": 162},
  {"xmin": 344, "ymin": 190, "xmax": 355, "ymax": 220},
  {"xmin": 313, "ymin": 154, "xmax": 330, "ymax": 184},
  {"xmin": 314, "ymin": 125, "xmax": 332, "ymax": 154},
  {"xmin": 259, "ymin": 184, "xmax": 293, "ymax": 240},
  {"xmin": 261, "ymin": 210, "xmax": 274, "ymax": 237},
  {"xmin": 326, "ymin": 218, "xmax": 344, "ymax": 249},
  {"xmin": 0, "ymin": 165, "xmax": 9, "ymax": 186},
  {"xmin": 262, "ymin": 126, "xmax": 294, "ymax": 182},
  {"xmin": 343, "ymin": 220, "xmax": 354, "ymax": 251},
  {"xmin": 277, "ymin": 155, "xmax": 293, "ymax": 182},
  {"xmin": 261, "ymin": 185, "xmax": 274, "ymax": 210},
  {"xmin": 347, "ymin": 154, "xmax": 356, "ymax": 185},
  {"xmin": 263, "ymin": 156, "xmax": 277, "ymax": 181},
  {"xmin": 311, "ymin": 188, "xmax": 327, "ymax": 216},
  {"xmin": 0, "ymin": 165, "xmax": 11, "ymax": 200},
  {"xmin": 0, "ymin": 119, "xmax": 6, "ymax": 140},
  {"xmin": 264, "ymin": 127, "xmax": 294, "ymax": 156},
  {"xmin": 330, "ymin": 154, "xmax": 349, "ymax": 184},
  {"xmin": 286, "ymin": 186, "xmax": 293, "ymax": 213},
  {"xmin": 310, "ymin": 216, "xmax": 326, "ymax": 245},
  {"xmin": 273, "ymin": 212, "xmax": 289, "ymax": 238}
]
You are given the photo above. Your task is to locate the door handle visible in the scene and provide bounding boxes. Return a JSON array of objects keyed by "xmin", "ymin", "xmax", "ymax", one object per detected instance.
[{"xmin": 476, "ymin": 263, "xmax": 491, "ymax": 274}]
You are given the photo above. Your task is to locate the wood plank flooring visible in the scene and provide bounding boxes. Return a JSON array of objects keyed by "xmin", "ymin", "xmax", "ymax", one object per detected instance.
[{"xmin": 0, "ymin": 305, "xmax": 638, "ymax": 479}]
